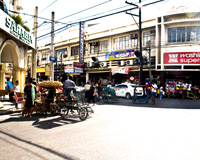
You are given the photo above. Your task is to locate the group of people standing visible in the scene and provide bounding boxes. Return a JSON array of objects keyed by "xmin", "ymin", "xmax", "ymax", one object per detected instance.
[{"xmin": 146, "ymin": 81, "xmax": 164, "ymax": 100}]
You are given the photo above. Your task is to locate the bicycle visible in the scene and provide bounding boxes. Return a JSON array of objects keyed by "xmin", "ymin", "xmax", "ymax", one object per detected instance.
[{"xmin": 58, "ymin": 88, "xmax": 88, "ymax": 121}]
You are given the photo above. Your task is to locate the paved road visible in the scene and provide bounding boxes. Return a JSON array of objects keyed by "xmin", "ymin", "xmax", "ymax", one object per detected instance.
[{"xmin": 0, "ymin": 98, "xmax": 200, "ymax": 160}]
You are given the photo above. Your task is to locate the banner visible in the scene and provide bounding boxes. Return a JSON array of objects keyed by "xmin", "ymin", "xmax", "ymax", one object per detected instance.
[
  {"xmin": 112, "ymin": 67, "xmax": 129, "ymax": 75},
  {"xmin": 164, "ymin": 52, "xmax": 200, "ymax": 64},
  {"xmin": 79, "ymin": 22, "xmax": 85, "ymax": 63},
  {"xmin": 105, "ymin": 50, "xmax": 135, "ymax": 61}
]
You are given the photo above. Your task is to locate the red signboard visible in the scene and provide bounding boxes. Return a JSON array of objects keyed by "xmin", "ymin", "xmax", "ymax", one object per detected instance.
[
  {"xmin": 164, "ymin": 52, "xmax": 200, "ymax": 64},
  {"xmin": 74, "ymin": 62, "xmax": 84, "ymax": 68}
]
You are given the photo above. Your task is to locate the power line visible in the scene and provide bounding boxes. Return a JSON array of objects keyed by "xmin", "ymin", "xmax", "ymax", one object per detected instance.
[
  {"xmin": 26, "ymin": 0, "xmax": 58, "ymax": 22},
  {"xmin": 37, "ymin": 0, "xmax": 164, "ymax": 40}
]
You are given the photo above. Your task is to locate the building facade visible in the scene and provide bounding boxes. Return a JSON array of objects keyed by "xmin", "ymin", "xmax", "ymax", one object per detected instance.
[
  {"xmin": 34, "ymin": 1, "xmax": 200, "ymax": 87},
  {"xmin": 0, "ymin": 7, "xmax": 35, "ymax": 91}
]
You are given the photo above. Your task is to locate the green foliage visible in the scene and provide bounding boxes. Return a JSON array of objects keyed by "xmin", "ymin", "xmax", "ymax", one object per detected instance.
[{"xmin": 9, "ymin": 14, "xmax": 30, "ymax": 32}]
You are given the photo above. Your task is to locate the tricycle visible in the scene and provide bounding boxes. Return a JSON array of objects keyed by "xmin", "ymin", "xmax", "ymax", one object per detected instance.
[{"xmin": 132, "ymin": 85, "xmax": 155, "ymax": 105}]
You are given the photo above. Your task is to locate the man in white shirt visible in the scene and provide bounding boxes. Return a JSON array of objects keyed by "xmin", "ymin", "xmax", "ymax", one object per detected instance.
[{"xmin": 152, "ymin": 81, "xmax": 158, "ymax": 97}]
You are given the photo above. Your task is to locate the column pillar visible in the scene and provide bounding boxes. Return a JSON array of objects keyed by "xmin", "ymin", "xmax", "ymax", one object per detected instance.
[
  {"xmin": 0, "ymin": 70, "xmax": 6, "ymax": 90},
  {"xmin": 13, "ymin": 67, "xmax": 20, "ymax": 87}
]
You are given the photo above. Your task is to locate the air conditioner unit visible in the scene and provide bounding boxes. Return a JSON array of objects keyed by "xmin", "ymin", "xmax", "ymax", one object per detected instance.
[
  {"xmin": 87, "ymin": 62, "xmax": 93, "ymax": 67},
  {"xmin": 100, "ymin": 62, "xmax": 107, "ymax": 67},
  {"xmin": 91, "ymin": 42, "xmax": 99, "ymax": 46},
  {"xmin": 130, "ymin": 33, "xmax": 138, "ymax": 39},
  {"xmin": 126, "ymin": 59, "xmax": 133, "ymax": 65},
  {"xmin": 118, "ymin": 61, "xmax": 125, "ymax": 66},
  {"xmin": 103, "ymin": 62, "xmax": 107, "ymax": 67}
]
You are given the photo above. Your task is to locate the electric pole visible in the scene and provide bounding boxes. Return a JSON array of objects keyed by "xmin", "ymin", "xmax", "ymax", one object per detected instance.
[
  {"xmin": 147, "ymin": 40, "xmax": 152, "ymax": 82},
  {"xmin": 32, "ymin": 6, "xmax": 38, "ymax": 80},
  {"xmin": 50, "ymin": 11, "xmax": 55, "ymax": 81}
]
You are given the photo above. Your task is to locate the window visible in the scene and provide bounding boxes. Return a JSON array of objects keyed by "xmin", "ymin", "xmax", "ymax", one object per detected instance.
[
  {"xmin": 36, "ymin": 54, "xmax": 40, "ymax": 66},
  {"xmin": 90, "ymin": 40, "xmax": 109, "ymax": 53},
  {"xmin": 42, "ymin": 52, "xmax": 50, "ymax": 60},
  {"xmin": 71, "ymin": 46, "xmax": 79, "ymax": 56},
  {"xmin": 113, "ymin": 35, "xmax": 138, "ymax": 51},
  {"xmin": 56, "ymin": 48, "xmax": 67, "ymax": 60},
  {"xmin": 143, "ymin": 30, "xmax": 156, "ymax": 47},
  {"xmin": 168, "ymin": 26, "xmax": 200, "ymax": 43}
]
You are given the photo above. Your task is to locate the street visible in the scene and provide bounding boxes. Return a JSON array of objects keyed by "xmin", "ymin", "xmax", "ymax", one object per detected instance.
[{"xmin": 0, "ymin": 98, "xmax": 200, "ymax": 160}]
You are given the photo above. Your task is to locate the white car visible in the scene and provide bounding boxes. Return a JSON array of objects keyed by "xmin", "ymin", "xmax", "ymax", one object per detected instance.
[{"xmin": 114, "ymin": 83, "xmax": 143, "ymax": 99}]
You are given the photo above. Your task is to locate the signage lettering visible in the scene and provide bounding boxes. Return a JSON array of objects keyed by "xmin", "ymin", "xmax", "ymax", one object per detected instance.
[
  {"xmin": 5, "ymin": 17, "xmax": 33, "ymax": 45},
  {"xmin": 164, "ymin": 52, "xmax": 200, "ymax": 64}
]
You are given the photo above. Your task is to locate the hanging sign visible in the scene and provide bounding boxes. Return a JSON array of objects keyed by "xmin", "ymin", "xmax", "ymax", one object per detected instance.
[{"xmin": 79, "ymin": 22, "xmax": 85, "ymax": 63}]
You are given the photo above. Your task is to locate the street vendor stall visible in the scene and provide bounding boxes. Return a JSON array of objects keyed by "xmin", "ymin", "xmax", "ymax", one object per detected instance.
[{"xmin": 36, "ymin": 81, "xmax": 63, "ymax": 114}]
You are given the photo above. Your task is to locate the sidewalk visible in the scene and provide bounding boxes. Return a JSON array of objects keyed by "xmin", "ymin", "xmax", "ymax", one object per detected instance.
[{"xmin": 0, "ymin": 95, "xmax": 22, "ymax": 115}]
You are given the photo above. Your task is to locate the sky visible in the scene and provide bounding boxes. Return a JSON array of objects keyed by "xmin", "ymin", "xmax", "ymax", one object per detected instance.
[{"xmin": 4, "ymin": 0, "xmax": 199, "ymax": 44}]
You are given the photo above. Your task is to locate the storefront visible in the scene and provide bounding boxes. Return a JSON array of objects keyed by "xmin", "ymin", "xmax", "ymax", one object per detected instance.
[{"xmin": 0, "ymin": 9, "xmax": 35, "ymax": 91}]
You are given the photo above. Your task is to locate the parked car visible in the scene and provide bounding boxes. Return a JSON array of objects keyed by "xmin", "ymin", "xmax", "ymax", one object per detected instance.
[{"xmin": 114, "ymin": 83, "xmax": 143, "ymax": 99}]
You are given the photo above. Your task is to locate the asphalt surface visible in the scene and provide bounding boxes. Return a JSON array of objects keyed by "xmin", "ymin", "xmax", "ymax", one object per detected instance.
[{"xmin": 0, "ymin": 98, "xmax": 200, "ymax": 160}]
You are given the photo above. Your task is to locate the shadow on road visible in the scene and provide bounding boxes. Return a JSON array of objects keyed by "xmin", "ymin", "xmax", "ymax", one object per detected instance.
[
  {"xmin": 0, "ymin": 113, "xmax": 81, "ymax": 129},
  {"xmin": 96, "ymin": 98, "xmax": 200, "ymax": 109}
]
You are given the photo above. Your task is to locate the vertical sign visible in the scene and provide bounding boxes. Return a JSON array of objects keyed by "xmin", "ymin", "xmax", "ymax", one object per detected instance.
[{"xmin": 79, "ymin": 22, "xmax": 84, "ymax": 63}]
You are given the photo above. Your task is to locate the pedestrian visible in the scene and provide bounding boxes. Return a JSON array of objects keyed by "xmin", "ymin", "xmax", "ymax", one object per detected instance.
[
  {"xmin": 87, "ymin": 82, "xmax": 96, "ymax": 106},
  {"xmin": 152, "ymin": 81, "xmax": 158, "ymax": 97},
  {"xmin": 159, "ymin": 86, "xmax": 163, "ymax": 100},
  {"xmin": 146, "ymin": 81, "xmax": 152, "ymax": 98},
  {"xmin": 84, "ymin": 81, "xmax": 90, "ymax": 103},
  {"xmin": 6, "ymin": 78, "xmax": 14, "ymax": 102},
  {"xmin": 21, "ymin": 78, "xmax": 36, "ymax": 118},
  {"xmin": 12, "ymin": 80, "xmax": 21, "ymax": 109}
]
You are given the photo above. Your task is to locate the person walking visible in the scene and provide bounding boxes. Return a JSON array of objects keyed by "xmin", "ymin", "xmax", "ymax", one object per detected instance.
[
  {"xmin": 87, "ymin": 82, "xmax": 96, "ymax": 106},
  {"xmin": 152, "ymin": 81, "xmax": 158, "ymax": 97},
  {"xmin": 12, "ymin": 80, "xmax": 20, "ymax": 109},
  {"xmin": 21, "ymin": 78, "xmax": 36, "ymax": 118},
  {"xmin": 159, "ymin": 86, "xmax": 164, "ymax": 100},
  {"xmin": 7, "ymin": 78, "xmax": 14, "ymax": 102},
  {"xmin": 84, "ymin": 81, "xmax": 90, "ymax": 103}
]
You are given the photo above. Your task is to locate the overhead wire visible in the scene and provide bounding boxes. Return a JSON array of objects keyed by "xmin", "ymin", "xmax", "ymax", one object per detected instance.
[{"xmin": 37, "ymin": 0, "xmax": 164, "ymax": 40}]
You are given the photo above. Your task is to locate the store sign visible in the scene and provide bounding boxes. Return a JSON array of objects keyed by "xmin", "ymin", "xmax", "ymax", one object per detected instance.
[
  {"xmin": 36, "ymin": 67, "xmax": 45, "ymax": 73},
  {"xmin": 0, "ymin": 10, "xmax": 35, "ymax": 49},
  {"xmin": 74, "ymin": 62, "xmax": 84, "ymax": 68},
  {"xmin": 79, "ymin": 22, "xmax": 85, "ymax": 63},
  {"xmin": 45, "ymin": 64, "xmax": 50, "ymax": 76},
  {"xmin": 74, "ymin": 67, "xmax": 83, "ymax": 73},
  {"xmin": 164, "ymin": 52, "xmax": 200, "ymax": 64},
  {"xmin": 64, "ymin": 66, "xmax": 74, "ymax": 74},
  {"xmin": 105, "ymin": 50, "xmax": 135, "ymax": 61},
  {"xmin": 112, "ymin": 67, "xmax": 129, "ymax": 75}
]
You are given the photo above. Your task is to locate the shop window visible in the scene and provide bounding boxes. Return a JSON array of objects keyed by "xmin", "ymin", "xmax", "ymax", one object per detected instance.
[
  {"xmin": 143, "ymin": 30, "xmax": 156, "ymax": 47},
  {"xmin": 113, "ymin": 34, "xmax": 138, "ymax": 51},
  {"xmin": 168, "ymin": 26, "xmax": 200, "ymax": 43}
]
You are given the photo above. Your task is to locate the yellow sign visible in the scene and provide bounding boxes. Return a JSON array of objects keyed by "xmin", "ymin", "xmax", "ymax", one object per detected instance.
[
  {"xmin": 36, "ymin": 68, "xmax": 45, "ymax": 73},
  {"xmin": 45, "ymin": 64, "xmax": 50, "ymax": 76}
]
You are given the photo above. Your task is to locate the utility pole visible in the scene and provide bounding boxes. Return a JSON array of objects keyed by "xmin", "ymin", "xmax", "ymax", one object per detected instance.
[
  {"xmin": 125, "ymin": 0, "xmax": 143, "ymax": 84},
  {"xmin": 32, "ymin": 6, "xmax": 38, "ymax": 80},
  {"xmin": 138, "ymin": 0, "xmax": 143, "ymax": 85},
  {"xmin": 50, "ymin": 11, "xmax": 55, "ymax": 81},
  {"xmin": 147, "ymin": 40, "xmax": 152, "ymax": 82}
]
